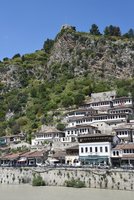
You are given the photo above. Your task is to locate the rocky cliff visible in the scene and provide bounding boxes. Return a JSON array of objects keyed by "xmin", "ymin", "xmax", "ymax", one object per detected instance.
[
  {"xmin": 0, "ymin": 26, "xmax": 134, "ymax": 91},
  {"xmin": 47, "ymin": 27, "xmax": 134, "ymax": 79}
]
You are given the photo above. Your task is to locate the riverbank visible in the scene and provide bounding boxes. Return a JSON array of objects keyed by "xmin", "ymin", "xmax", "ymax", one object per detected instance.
[{"xmin": 0, "ymin": 167, "xmax": 134, "ymax": 191}]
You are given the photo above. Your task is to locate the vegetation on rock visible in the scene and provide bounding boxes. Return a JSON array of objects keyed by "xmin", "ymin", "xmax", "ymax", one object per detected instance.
[
  {"xmin": 0, "ymin": 24, "xmax": 133, "ymax": 137},
  {"xmin": 32, "ymin": 174, "xmax": 45, "ymax": 186},
  {"xmin": 65, "ymin": 178, "xmax": 85, "ymax": 188}
]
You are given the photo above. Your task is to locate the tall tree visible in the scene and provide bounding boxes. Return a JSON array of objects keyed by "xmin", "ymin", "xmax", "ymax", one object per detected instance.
[
  {"xmin": 90, "ymin": 24, "xmax": 101, "ymax": 35},
  {"xmin": 123, "ymin": 28, "xmax": 134, "ymax": 38},
  {"xmin": 104, "ymin": 25, "xmax": 121, "ymax": 36},
  {"xmin": 128, "ymin": 28, "xmax": 134, "ymax": 37},
  {"xmin": 43, "ymin": 39, "xmax": 54, "ymax": 53}
]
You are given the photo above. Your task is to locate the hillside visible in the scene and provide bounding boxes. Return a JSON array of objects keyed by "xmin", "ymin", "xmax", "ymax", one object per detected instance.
[{"xmin": 0, "ymin": 25, "xmax": 134, "ymax": 139}]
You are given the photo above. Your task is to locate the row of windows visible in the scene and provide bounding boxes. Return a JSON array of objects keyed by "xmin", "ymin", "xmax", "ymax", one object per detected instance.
[
  {"xmin": 82, "ymin": 99, "xmax": 132, "ymax": 109},
  {"xmin": 81, "ymin": 146, "xmax": 108, "ymax": 153},
  {"xmin": 110, "ymin": 110, "xmax": 132, "ymax": 114},
  {"xmin": 67, "ymin": 129, "xmax": 91, "ymax": 134},
  {"xmin": 113, "ymin": 99, "xmax": 131, "ymax": 104},
  {"xmin": 67, "ymin": 130, "xmax": 77, "ymax": 135},
  {"xmin": 36, "ymin": 133, "xmax": 59, "ymax": 138},
  {"xmin": 124, "ymin": 149, "xmax": 134, "ymax": 153},
  {"xmin": 91, "ymin": 102, "xmax": 110, "ymax": 106},
  {"xmin": 113, "ymin": 151, "xmax": 119, "ymax": 156},
  {"xmin": 116, "ymin": 131, "xmax": 128, "ymax": 135},
  {"xmin": 76, "ymin": 114, "xmax": 126, "ymax": 124}
]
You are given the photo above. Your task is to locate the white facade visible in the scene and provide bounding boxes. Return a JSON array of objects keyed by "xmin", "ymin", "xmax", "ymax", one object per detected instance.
[
  {"xmin": 31, "ymin": 132, "xmax": 64, "ymax": 146},
  {"xmin": 65, "ymin": 155, "xmax": 79, "ymax": 165},
  {"xmin": 112, "ymin": 97, "xmax": 133, "ymax": 107},
  {"xmin": 81, "ymin": 101, "xmax": 112, "ymax": 111},
  {"xmin": 79, "ymin": 142, "xmax": 112, "ymax": 165},
  {"xmin": 65, "ymin": 125, "xmax": 99, "ymax": 137},
  {"xmin": 111, "ymin": 143, "xmax": 134, "ymax": 165},
  {"xmin": 67, "ymin": 113, "xmax": 128, "ymax": 128},
  {"xmin": 79, "ymin": 142, "xmax": 111, "ymax": 157},
  {"xmin": 66, "ymin": 109, "xmax": 98, "ymax": 119}
]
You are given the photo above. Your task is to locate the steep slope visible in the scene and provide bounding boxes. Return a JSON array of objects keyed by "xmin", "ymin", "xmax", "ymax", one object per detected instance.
[
  {"xmin": 0, "ymin": 25, "xmax": 133, "ymax": 137},
  {"xmin": 48, "ymin": 27, "xmax": 134, "ymax": 79}
]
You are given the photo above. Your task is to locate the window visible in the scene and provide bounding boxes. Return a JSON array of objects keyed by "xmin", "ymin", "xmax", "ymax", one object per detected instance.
[
  {"xmin": 116, "ymin": 151, "xmax": 119, "ymax": 156},
  {"xmin": 90, "ymin": 147, "xmax": 92, "ymax": 152},
  {"xmin": 100, "ymin": 147, "xmax": 103, "ymax": 152},
  {"xmin": 81, "ymin": 147, "xmax": 83, "ymax": 153},
  {"xmin": 105, "ymin": 146, "xmax": 108, "ymax": 152},
  {"xmin": 95, "ymin": 147, "xmax": 98, "ymax": 152},
  {"xmin": 113, "ymin": 151, "xmax": 115, "ymax": 156},
  {"xmin": 85, "ymin": 147, "xmax": 88, "ymax": 152}
]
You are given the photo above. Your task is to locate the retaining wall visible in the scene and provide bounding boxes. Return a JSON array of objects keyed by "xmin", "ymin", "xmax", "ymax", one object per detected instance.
[{"xmin": 0, "ymin": 167, "xmax": 134, "ymax": 191}]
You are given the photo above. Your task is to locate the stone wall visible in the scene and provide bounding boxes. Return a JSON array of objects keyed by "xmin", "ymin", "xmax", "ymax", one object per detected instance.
[{"xmin": 0, "ymin": 167, "xmax": 134, "ymax": 191}]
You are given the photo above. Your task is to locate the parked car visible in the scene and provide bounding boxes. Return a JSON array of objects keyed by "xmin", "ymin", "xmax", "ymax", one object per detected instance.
[
  {"xmin": 1, "ymin": 163, "xmax": 10, "ymax": 167},
  {"xmin": 98, "ymin": 163, "xmax": 110, "ymax": 169},
  {"xmin": 120, "ymin": 164, "xmax": 133, "ymax": 169},
  {"xmin": 36, "ymin": 162, "xmax": 50, "ymax": 167}
]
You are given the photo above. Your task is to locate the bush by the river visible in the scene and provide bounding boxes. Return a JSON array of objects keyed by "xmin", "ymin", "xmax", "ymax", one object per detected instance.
[
  {"xmin": 32, "ymin": 175, "xmax": 45, "ymax": 186},
  {"xmin": 65, "ymin": 178, "xmax": 85, "ymax": 188}
]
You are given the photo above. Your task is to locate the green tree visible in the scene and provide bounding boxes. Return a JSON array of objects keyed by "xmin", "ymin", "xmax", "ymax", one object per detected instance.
[
  {"xmin": 90, "ymin": 24, "xmax": 101, "ymax": 35},
  {"xmin": 11, "ymin": 122, "xmax": 21, "ymax": 135},
  {"xmin": 12, "ymin": 53, "xmax": 21, "ymax": 59},
  {"xmin": 128, "ymin": 28, "xmax": 134, "ymax": 37},
  {"xmin": 56, "ymin": 123, "xmax": 65, "ymax": 131},
  {"xmin": 43, "ymin": 39, "xmax": 54, "ymax": 53},
  {"xmin": 104, "ymin": 25, "xmax": 121, "ymax": 36},
  {"xmin": 62, "ymin": 95, "xmax": 74, "ymax": 107},
  {"xmin": 73, "ymin": 92, "xmax": 85, "ymax": 106},
  {"xmin": 123, "ymin": 28, "xmax": 134, "ymax": 38}
]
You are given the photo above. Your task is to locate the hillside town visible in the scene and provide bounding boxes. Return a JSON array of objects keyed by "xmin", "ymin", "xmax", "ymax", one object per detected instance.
[{"xmin": 0, "ymin": 90, "xmax": 134, "ymax": 169}]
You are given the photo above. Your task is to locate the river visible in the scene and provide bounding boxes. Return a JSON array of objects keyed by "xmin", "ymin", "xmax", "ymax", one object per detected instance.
[{"xmin": 0, "ymin": 185, "xmax": 133, "ymax": 200}]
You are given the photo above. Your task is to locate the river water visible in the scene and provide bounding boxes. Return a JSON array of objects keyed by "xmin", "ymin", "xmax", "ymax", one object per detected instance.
[{"xmin": 0, "ymin": 185, "xmax": 133, "ymax": 200}]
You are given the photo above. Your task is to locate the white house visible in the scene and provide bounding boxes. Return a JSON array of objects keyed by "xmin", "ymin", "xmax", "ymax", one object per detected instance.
[
  {"xmin": 65, "ymin": 108, "xmax": 98, "ymax": 118},
  {"xmin": 113, "ymin": 122, "xmax": 134, "ymax": 143},
  {"xmin": 65, "ymin": 145, "xmax": 79, "ymax": 166},
  {"xmin": 67, "ymin": 113, "xmax": 128, "ymax": 128},
  {"xmin": 112, "ymin": 97, "xmax": 133, "ymax": 108},
  {"xmin": 111, "ymin": 143, "xmax": 134, "ymax": 167},
  {"xmin": 31, "ymin": 126, "xmax": 65, "ymax": 146},
  {"xmin": 65, "ymin": 124, "xmax": 100, "ymax": 137},
  {"xmin": 78, "ymin": 134, "xmax": 120, "ymax": 166}
]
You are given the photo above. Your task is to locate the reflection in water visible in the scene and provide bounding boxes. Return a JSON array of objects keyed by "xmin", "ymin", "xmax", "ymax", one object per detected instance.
[{"xmin": 0, "ymin": 185, "xmax": 133, "ymax": 200}]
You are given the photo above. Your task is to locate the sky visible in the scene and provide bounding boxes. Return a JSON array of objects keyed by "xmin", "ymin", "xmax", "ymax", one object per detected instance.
[{"xmin": 0, "ymin": 0, "xmax": 134, "ymax": 60}]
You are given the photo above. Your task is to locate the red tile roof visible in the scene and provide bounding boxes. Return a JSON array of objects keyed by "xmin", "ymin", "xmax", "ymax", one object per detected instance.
[
  {"xmin": 2, "ymin": 152, "xmax": 21, "ymax": 160},
  {"xmin": 20, "ymin": 151, "xmax": 44, "ymax": 158}
]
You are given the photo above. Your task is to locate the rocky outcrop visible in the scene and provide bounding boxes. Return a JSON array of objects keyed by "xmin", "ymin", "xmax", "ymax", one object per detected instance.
[
  {"xmin": 48, "ymin": 29, "xmax": 134, "ymax": 79},
  {"xmin": 0, "ymin": 28, "xmax": 134, "ymax": 91}
]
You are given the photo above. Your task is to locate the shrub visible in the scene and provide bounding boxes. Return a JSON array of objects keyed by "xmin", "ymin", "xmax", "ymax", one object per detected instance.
[
  {"xmin": 32, "ymin": 175, "xmax": 45, "ymax": 186},
  {"xmin": 56, "ymin": 123, "xmax": 65, "ymax": 131},
  {"xmin": 65, "ymin": 178, "xmax": 85, "ymax": 188}
]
